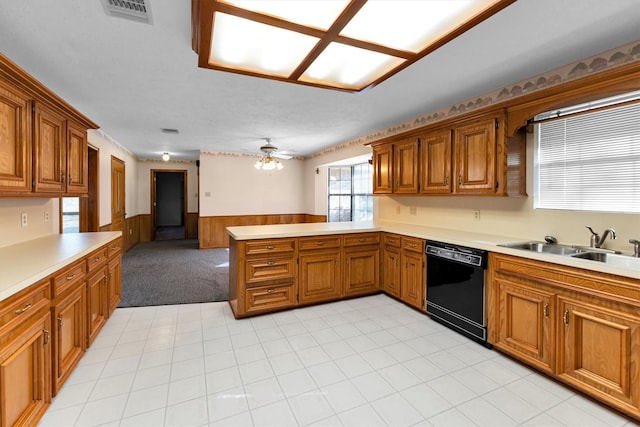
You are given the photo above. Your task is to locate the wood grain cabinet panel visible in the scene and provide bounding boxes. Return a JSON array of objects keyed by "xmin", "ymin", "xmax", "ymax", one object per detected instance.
[
  {"xmin": 401, "ymin": 248, "xmax": 425, "ymax": 310},
  {"xmin": 0, "ymin": 310, "xmax": 51, "ymax": 427},
  {"xmin": 86, "ymin": 268, "xmax": 108, "ymax": 347},
  {"xmin": 245, "ymin": 284, "xmax": 296, "ymax": 314},
  {"xmin": 246, "ymin": 257, "xmax": 295, "ymax": 284},
  {"xmin": 107, "ymin": 254, "xmax": 122, "ymax": 316},
  {"xmin": 557, "ymin": 296, "xmax": 640, "ymax": 413},
  {"xmin": 33, "ymin": 102, "xmax": 66, "ymax": 193},
  {"xmin": 420, "ymin": 129, "xmax": 452, "ymax": 194},
  {"xmin": 0, "ymin": 81, "xmax": 31, "ymax": 193},
  {"xmin": 495, "ymin": 279, "xmax": 554, "ymax": 374},
  {"xmin": 299, "ymin": 250, "xmax": 342, "ymax": 304},
  {"xmin": 393, "ymin": 138, "xmax": 419, "ymax": 193},
  {"xmin": 372, "ymin": 144, "xmax": 393, "ymax": 194},
  {"xmin": 382, "ymin": 245, "xmax": 401, "ymax": 298},
  {"xmin": 66, "ymin": 121, "xmax": 88, "ymax": 195},
  {"xmin": 51, "ymin": 283, "xmax": 85, "ymax": 395},
  {"xmin": 454, "ymin": 117, "xmax": 496, "ymax": 193},
  {"xmin": 344, "ymin": 246, "xmax": 379, "ymax": 296}
]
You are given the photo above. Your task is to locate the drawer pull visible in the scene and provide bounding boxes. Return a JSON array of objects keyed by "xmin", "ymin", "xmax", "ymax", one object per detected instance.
[
  {"xmin": 111, "ymin": 246, "xmax": 120, "ymax": 251},
  {"xmin": 57, "ymin": 317, "xmax": 63, "ymax": 328},
  {"xmin": 315, "ymin": 241, "xmax": 325, "ymax": 246},
  {"xmin": 407, "ymin": 243, "xmax": 417, "ymax": 248},
  {"xmin": 543, "ymin": 303, "xmax": 549, "ymax": 318},
  {"xmin": 266, "ymin": 260, "xmax": 276, "ymax": 265},
  {"xmin": 15, "ymin": 304, "xmax": 32, "ymax": 315},
  {"xmin": 389, "ymin": 239, "xmax": 397, "ymax": 244},
  {"xmin": 43, "ymin": 329, "xmax": 50, "ymax": 345},
  {"xmin": 66, "ymin": 274, "xmax": 76, "ymax": 280},
  {"xmin": 563, "ymin": 309, "xmax": 570, "ymax": 325},
  {"xmin": 358, "ymin": 238, "xmax": 366, "ymax": 242},
  {"xmin": 94, "ymin": 257, "xmax": 102, "ymax": 262},
  {"xmin": 266, "ymin": 288, "xmax": 274, "ymax": 293},
  {"xmin": 266, "ymin": 245, "xmax": 275, "ymax": 250}
]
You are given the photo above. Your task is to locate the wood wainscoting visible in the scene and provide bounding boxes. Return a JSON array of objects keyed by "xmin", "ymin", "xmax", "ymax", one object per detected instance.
[{"xmin": 199, "ymin": 214, "xmax": 327, "ymax": 249}]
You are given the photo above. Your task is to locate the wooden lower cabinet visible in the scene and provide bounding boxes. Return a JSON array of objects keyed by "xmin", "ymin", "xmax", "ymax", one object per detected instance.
[
  {"xmin": 344, "ymin": 246, "xmax": 379, "ymax": 296},
  {"xmin": 51, "ymin": 283, "xmax": 86, "ymax": 395},
  {"xmin": 299, "ymin": 250, "xmax": 341, "ymax": 304},
  {"xmin": 382, "ymin": 246, "xmax": 401, "ymax": 298},
  {"xmin": 400, "ymin": 237, "xmax": 425, "ymax": 310},
  {"xmin": 245, "ymin": 283, "xmax": 296, "ymax": 314},
  {"xmin": 489, "ymin": 253, "xmax": 640, "ymax": 420},
  {"xmin": 557, "ymin": 296, "xmax": 640, "ymax": 414},
  {"xmin": 0, "ymin": 310, "xmax": 51, "ymax": 427},
  {"xmin": 86, "ymin": 268, "xmax": 108, "ymax": 347},
  {"xmin": 495, "ymin": 279, "xmax": 554, "ymax": 374},
  {"xmin": 107, "ymin": 254, "xmax": 122, "ymax": 315}
]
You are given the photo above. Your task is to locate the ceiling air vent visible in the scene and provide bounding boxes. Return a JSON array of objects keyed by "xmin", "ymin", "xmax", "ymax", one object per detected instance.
[
  {"xmin": 101, "ymin": 0, "xmax": 152, "ymax": 25},
  {"xmin": 161, "ymin": 128, "xmax": 179, "ymax": 134}
]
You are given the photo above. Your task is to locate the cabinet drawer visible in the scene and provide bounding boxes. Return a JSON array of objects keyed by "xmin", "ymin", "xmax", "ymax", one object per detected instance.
[
  {"xmin": 246, "ymin": 239, "xmax": 295, "ymax": 256},
  {"xmin": 87, "ymin": 247, "xmax": 108, "ymax": 272},
  {"xmin": 108, "ymin": 239, "xmax": 122, "ymax": 258},
  {"xmin": 246, "ymin": 257, "xmax": 295, "ymax": 284},
  {"xmin": 0, "ymin": 279, "xmax": 50, "ymax": 337},
  {"xmin": 344, "ymin": 233, "xmax": 380, "ymax": 247},
  {"xmin": 299, "ymin": 236, "xmax": 342, "ymax": 251},
  {"xmin": 52, "ymin": 260, "xmax": 86, "ymax": 297},
  {"xmin": 246, "ymin": 283, "xmax": 296, "ymax": 314},
  {"xmin": 402, "ymin": 237, "xmax": 424, "ymax": 253},
  {"xmin": 383, "ymin": 233, "xmax": 401, "ymax": 248}
]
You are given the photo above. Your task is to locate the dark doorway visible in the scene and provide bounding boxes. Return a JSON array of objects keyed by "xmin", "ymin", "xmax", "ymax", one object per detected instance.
[{"xmin": 152, "ymin": 170, "xmax": 187, "ymax": 240}]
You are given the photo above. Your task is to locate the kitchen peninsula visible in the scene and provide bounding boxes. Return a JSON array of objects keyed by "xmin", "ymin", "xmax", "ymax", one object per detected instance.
[{"xmin": 227, "ymin": 220, "xmax": 640, "ymax": 421}]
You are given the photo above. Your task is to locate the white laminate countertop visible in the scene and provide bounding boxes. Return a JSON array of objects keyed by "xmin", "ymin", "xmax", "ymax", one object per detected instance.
[
  {"xmin": 227, "ymin": 220, "xmax": 640, "ymax": 280},
  {"xmin": 0, "ymin": 232, "xmax": 122, "ymax": 301}
]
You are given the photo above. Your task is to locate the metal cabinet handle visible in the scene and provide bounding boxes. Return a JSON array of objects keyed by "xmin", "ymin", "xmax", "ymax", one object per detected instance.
[
  {"xmin": 543, "ymin": 303, "xmax": 549, "ymax": 318},
  {"xmin": 266, "ymin": 288, "xmax": 274, "ymax": 293},
  {"xmin": 266, "ymin": 245, "xmax": 275, "ymax": 250},
  {"xmin": 358, "ymin": 238, "xmax": 366, "ymax": 242},
  {"xmin": 266, "ymin": 260, "xmax": 276, "ymax": 265},
  {"xmin": 563, "ymin": 309, "xmax": 570, "ymax": 325},
  {"xmin": 95, "ymin": 257, "xmax": 102, "ymax": 262},
  {"xmin": 69, "ymin": 175, "xmax": 73, "ymax": 184},
  {"xmin": 61, "ymin": 173, "xmax": 65, "ymax": 183},
  {"xmin": 57, "ymin": 316, "xmax": 63, "ymax": 328},
  {"xmin": 15, "ymin": 304, "xmax": 32, "ymax": 315},
  {"xmin": 43, "ymin": 329, "xmax": 50, "ymax": 345},
  {"xmin": 458, "ymin": 174, "xmax": 462, "ymax": 185},
  {"xmin": 408, "ymin": 243, "xmax": 417, "ymax": 248},
  {"xmin": 66, "ymin": 274, "xmax": 76, "ymax": 280},
  {"xmin": 445, "ymin": 175, "xmax": 449, "ymax": 186},
  {"xmin": 315, "ymin": 241, "xmax": 325, "ymax": 246}
]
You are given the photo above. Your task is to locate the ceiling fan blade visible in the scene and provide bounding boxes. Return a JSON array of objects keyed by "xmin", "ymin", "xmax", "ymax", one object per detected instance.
[{"xmin": 273, "ymin": 153, "xmax": 292, "ymax": 160}]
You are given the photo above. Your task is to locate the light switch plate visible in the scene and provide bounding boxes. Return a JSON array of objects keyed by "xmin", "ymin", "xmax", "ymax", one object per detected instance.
[{"xmin": 21, "ymin": 212, "xmax": 28, "ymax": 227}]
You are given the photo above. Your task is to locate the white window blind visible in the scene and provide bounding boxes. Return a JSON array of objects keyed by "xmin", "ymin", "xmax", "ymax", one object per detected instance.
[{"xmin": 535, "ymin": 101, "xmax": 640, "ymax": 213}]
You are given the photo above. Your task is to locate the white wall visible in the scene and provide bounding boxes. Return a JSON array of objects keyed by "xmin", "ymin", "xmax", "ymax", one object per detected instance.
[
  {"xmin": 136, "ymin": 160, "xmax": 198, "ymax": 215},
  {"xmin": 0, "ymin": 198, "xmax": 58, "ymax": 248},
  {"xmin": 376, "ymin": 132, "xmax": 640, "ymax": 254},
  {"xmin": 199, "ymin": 153, "xmax": 305, "ymax": 216},
  {"xmin": 87, "ymin": 130, "xmax": 139, "ymax": 226}
]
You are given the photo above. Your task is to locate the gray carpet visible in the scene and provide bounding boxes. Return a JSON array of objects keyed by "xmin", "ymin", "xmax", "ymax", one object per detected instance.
[{"xmin": 119, "ymin": 239, "xmax": 229, "ymax": 307}]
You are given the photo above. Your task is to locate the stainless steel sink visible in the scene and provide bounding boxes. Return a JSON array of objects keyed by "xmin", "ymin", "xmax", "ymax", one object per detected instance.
[
  {"xmin": 570, "ymin": 251, "xmax": 640, "ymax": 269},
  {"xmin": 499, "ymin": 241, "xmax": 582, "ymax": 256}
]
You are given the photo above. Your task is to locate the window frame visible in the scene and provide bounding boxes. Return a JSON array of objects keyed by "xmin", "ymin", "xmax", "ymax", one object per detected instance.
[{"xmin": 327, "ymin": 162, "xmax": 373, "ymax": 222}]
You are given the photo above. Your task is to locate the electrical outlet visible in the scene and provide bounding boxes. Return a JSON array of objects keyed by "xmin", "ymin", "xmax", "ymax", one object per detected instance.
[
  {"xmin": 21, "ymin": 212, "xmax": 28, "ymax": 227},
  {"xmin": 44, "ymin": 211, "xmax": 49, "ymax": 223},
  {"xmin": 473, "ymin": 210, "xmax": 481, "ymax": 221},
  {"xmin": 410, "ymin": 207, "xmax": 417, "ymax": 216}
]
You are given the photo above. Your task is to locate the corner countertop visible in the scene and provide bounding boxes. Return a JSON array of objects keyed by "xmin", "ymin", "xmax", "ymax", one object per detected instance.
[
  {"xmin": 0, "ymin": 232, "xmax": 122, "ymax": 301},
  {"xmin": 227, "ymin": 220, "xmax": 640, "ymax": 281}
]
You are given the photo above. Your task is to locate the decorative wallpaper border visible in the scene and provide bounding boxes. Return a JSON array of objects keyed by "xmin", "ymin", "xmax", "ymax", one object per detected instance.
[
  {"xmin": 308, "ymin": 40, "xmax": 640, "ymax": 159},
  {"xmin": 200, "ymin": 151, "xmax": 305, "ymax": 160}
]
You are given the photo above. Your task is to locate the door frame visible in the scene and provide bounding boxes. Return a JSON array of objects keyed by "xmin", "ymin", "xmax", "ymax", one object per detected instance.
[
  {"xmin": 150, "ymin": 169, "xmax": 188, "ymax": 241},
  {"xmin": 81, "ymin": 144, "xmax": 99, "ymax": 231}
]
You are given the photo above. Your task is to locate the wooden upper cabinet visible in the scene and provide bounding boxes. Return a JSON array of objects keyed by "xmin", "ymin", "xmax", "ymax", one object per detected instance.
[
  {"xmin": 66, "ymin": 121, "xmax": 88, "ymax": 194},
  {"xmin": 0, "ymin": 81, "xmax": 31, "ymax": 193},
  {"xmin": 420, "ymin": 130, "xmax": 452, "ymax": 194},
  {"xmin": 454, "ymin": 117, "xmax": 497, "ymax": 193},
  {"xmin": 33, "ymin": 102, "xmax": 66, "ymax": 193},
  {"xmin": 393, "ymin": 138, "xmax": 419, "ymax": 193},
  {"xmin": 372, "ymin": 144, "xmax": 392, "ymax": 194}
]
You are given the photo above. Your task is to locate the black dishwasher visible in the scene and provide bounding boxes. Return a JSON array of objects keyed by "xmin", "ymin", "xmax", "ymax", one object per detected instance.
[{"xmin": 425, "ymin": 240, "xmax": 490, "ymax": 347}]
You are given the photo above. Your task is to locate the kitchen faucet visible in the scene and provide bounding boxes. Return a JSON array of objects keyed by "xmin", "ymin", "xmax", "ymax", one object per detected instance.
[
  {"xmin": 585, "ymin": 226, "xmax": 616, "ymax": 248},
  {"xmin": 630, "ymin": 239, "xmax": 640, "ymax": 257}
]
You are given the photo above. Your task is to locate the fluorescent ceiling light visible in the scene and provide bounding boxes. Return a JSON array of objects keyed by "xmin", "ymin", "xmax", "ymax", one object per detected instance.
[{"xmin": 192, "ymin": 0, "xmax": 514, "ymax": 92}]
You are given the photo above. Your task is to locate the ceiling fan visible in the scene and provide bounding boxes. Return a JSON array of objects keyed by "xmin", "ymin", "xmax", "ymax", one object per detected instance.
[{"xmin": 254, "ymin": 138, "xmax": 291, "ymax": 170}]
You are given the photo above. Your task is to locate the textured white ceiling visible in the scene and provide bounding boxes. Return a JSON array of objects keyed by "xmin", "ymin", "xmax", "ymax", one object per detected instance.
[{"xmin": 0, "ymin": 0, "xmax": 638, "ymax": 160}]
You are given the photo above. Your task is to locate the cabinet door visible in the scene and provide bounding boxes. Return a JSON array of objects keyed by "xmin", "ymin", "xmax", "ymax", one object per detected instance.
[
  {"xmin": 0, "ymin": 81, "xmax": 31, "ymax": 193},
  {"xmin": 33, "ymin": 102, "xmax": 66, "ymax": 193},
  {"xmin": 107, "ymin": 255, "xmax": 122, "ymax": 315},
  {"xmin": 344, "ymin": 247, "xmax": 379, "ymax": 296},
  {"xmin": 299, "ymin": 251, "xmax": 341, "ymax": 304},
  {"xmin": 454, "ymin": 118, "xmax": 496, "ymax": 193},
  {"xmin": 401, "ymin": 250, "xmax": 425, "ymax": 310},
  {"xmin": 86, "ymin": 269, "xmax": 108, "ymax": 347},
  {"xmin": 495, "ymin": 279, "xmax": 554, "ymax": 374},
  {"xmin": 52, "ymin": 285, "xmax": 86, "ymax": 395},
  {"xmin": 382, "ymin": 246, "xmax": 401, "ymax": 298},
  {"xmin": 0, "ymin": 311, "xmax": 51, "ymax": 427},
  {"xmin": 420, "ymin": 130, "xmax": 452, "ymax": 194},
  {"xmin": 557, "ymin": 296, "xmax": 640, "ymax": 413},
  {"xmin": 372, "ymin": 144, "xmax": 393, "ymax": 194},
  {"xmin": 66, "ymin": 121, "xmax": 88, "ymax": 194},
  {"xmin": 393, "ymin": 138, "xmax": 419, "ymax": 193}
]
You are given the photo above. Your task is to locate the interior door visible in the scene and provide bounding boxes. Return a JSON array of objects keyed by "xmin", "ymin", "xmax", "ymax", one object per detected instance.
[{"xmin": 110, "ymin": 156, "xmax": 125, "ymax": 234}]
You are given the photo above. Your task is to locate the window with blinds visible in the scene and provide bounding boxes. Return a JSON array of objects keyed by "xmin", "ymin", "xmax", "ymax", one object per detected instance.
[{"xmin": 535, "ymin": 100, "xmax": 640, "ymax": 213}]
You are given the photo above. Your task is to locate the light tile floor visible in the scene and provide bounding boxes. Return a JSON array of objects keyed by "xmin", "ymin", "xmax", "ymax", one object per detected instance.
[{"xmin": 38, "ymin": 294, "xmax": 636, "ymax": 427}]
